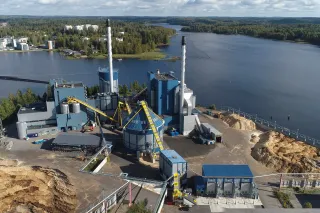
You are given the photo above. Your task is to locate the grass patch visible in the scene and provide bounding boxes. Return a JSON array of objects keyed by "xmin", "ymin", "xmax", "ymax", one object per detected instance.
[
  {"xmin": 165, "ymin": 56, "xmax": 181, "ymax": 62},
  {"xmin": 274, "ymin": 190, "xmax": 294, "ymax": 208},
  {"xmin": 293, "ymin": 187, "xmax": 320, "ymax": 194},
  {"xmin": 66, "ymin": 50, "xmax": 166, "ymax": 60},
  {"xmin": 83, "ymin": 154, "xmax": 105, "ymax": 172}
]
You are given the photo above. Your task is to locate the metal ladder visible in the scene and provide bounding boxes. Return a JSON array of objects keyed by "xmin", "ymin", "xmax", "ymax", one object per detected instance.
[{"xmin": 140, "ymin": 101, "xmax": 164, "ymax": 151}]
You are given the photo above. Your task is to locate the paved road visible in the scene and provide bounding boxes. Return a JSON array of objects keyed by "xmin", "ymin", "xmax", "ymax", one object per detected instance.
[{"xmin": 164, "ymin": 112, "xmax": 282, "ymax": 208}]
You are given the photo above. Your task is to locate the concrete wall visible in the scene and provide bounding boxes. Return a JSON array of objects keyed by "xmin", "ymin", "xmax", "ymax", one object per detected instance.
[{"xmin": 26, "ymin": 126, "xmax": 58, "ymax": 135}]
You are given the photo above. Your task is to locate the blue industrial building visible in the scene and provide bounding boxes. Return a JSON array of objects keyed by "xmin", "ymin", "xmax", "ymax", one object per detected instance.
[
  {"xmin": 147, "ymin": 70, "xmax": 197, "ymax": 134},
  {"xmin": 148, "ymin": 71, "xmax": 179, "ymax": 116},
  {"xmin": 51, "ymin": 79, "xmax": 88, "ymax": 132},
  {"xmin": 194, "ymin": 164, "xmax": 259, "ymax": 199},
  {"xmin": 99, "ymin": 67, "xmax": 119, "ymax": 94}
]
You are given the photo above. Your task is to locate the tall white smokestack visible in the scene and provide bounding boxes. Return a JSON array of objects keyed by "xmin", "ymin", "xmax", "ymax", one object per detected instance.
[
  {"xmin": 180, "ymin": 36, "xmax": 186, "ymax": 133},
  {"xmin": 107, "ymin": 19, "xmax": 114, "ymax": 93}
]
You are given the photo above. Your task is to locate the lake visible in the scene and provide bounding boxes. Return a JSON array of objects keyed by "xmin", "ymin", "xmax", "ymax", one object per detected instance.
[{"xmin": 1, "ymin": 24, "xmax": 320, "ymax": 139}]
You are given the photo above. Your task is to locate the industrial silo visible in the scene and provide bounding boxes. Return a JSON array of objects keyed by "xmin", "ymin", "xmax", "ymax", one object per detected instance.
[
  {"xmin": 98, "ymin": 68, "xmax": 119, "ymax": 94},
  {"xmin": 123, "ymin": 104, "xmax": 164, "ymax": 154},
  {"xmin": 72, "ymin": 102, "xmax": 80, "ymax": 113},
  {"xmin": 60, "ymin": 103, "xmax": 69, "ymax": 114},
  {"xmin": 16, "ymin": 121, "xmax": 27, "ymax": 139}
]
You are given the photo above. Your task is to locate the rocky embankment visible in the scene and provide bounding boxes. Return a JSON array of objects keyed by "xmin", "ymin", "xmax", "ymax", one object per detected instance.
[
  {"xmin": 251, "ymin": 131, "xmax": 320, "ymax": 173},
  {"xmin": 0, "ymin": 159, "xmax": 77, "ymax": 213},
  {"xmin": 222, "ymin": 113, "xmax": 256, "ymax": 131}
]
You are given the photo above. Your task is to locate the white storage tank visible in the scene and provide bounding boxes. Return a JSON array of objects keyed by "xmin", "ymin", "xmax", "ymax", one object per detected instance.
[
  {"xmin": 123, "ymin": 104, "xmax": 164, "ymax": 154},
  {"xmin": 159, "ymin": 150, "xmax": 187, "ymax": 184},
  {"xmin": 16, "ymin": 121, "xmax": 27, "ymax": 139},
  {"xmin": 72, "ymin": 102, "xmax": 80, "ymax": 113},
  {"xmin": 60, "ymin": 103, "xmax": 69, "ymax": 114}
]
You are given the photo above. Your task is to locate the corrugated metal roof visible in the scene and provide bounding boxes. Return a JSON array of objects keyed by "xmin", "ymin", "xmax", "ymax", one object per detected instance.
[
  {"xmin": 161, "ymin": 150, "xmax": 186, "ymax": 164},
  {"xmin": 53, "ymin": 132, "xmax": 100, "ymax": 146},
  {"xmin": 124, "ymin": 107, "xmax": 164, "ymax": 131},
  {"xmin": 201, "ymin": 123, "xmax": 222, "ymax": 136},
  {"xmin": 202, "ymin": 164, "xmax": 253, "ymax": 178}
]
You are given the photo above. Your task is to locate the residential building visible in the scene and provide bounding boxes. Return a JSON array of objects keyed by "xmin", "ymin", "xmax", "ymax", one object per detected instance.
[
  {"xmin": 116, "ymin": 37, "xmax": 123, "ymax": 42},
  {"xmin": 0, "ymin": 22, "xmax": 8, "ymax": 27},
  {"xmin": 99, "ymin": 37, "xmax": 107, "ymax": 42},
  {"xmin": 119, "ymin": 32, "xmax": 125, "ymax": 35},
  {"xmin": 17, "ymin": 43, "xmax": 29, "ymax": 51},
  {"xmin": 0, "ymin": 40, "xmax": 7, "ymax": 49},
  {"xmin": 91, "ymin": 25, "xmax": 99, "ymax": 31},
  {"xmin": 64, "ymin": 25, "xmax": 73, "ymax": 31},
  {"xmin": 17, "ymin": 37, "xmax": 28, "ymax": 43},
  {"xmin": 82, "ymin": 37, "xmax": 90, "ymax": 41},
  {"xmin": 85, "ymin": 24, "xmax": 92, "ymax": 29},
  {"xmin": 74, "ymin": 25, "xmax": 84, "ymax": 31}
]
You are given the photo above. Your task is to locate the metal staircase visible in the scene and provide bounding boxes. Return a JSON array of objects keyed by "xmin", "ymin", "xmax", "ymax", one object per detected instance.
[
  {"xmin": 67, "ymin": 97, "xmax": 117, "ymax": 123},
  {"xmin": 140, "ymin": 101, "xmax": 164, "ymax": 151}
]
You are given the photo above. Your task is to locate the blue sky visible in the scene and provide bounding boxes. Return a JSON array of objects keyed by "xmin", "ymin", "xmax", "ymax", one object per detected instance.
[{"xmin": 0, "ymin": 0, "xmax": 319, "ymax": 17}]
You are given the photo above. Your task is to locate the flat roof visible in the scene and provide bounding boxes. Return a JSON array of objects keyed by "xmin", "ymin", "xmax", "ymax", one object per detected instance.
[
  {"xmin": 201, "ymin": 123, "xmax": 222, "ymax": 136},
  {"xmin": 53, "ymin": 132, "xmax": 100, "ymax": 146},
  {"xmin": 18, "ymin": 103, "xmax": 47, "ymax": 114},
  {"xmin": 155, "ymin": 73, "xmax": 177, "ymax": 81},
  {"xmin": 160, "ymin": 150, "xmax": 186, "ymax": 164},
  {"xmin": 202, "ymin": 164, "xmax": 253, "ymax": 178}
]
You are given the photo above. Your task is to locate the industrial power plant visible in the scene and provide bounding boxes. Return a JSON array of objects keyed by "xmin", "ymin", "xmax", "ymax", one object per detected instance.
[{"xmin": 9, "ymin": 19, "xmax": 261, "ymax": 211}]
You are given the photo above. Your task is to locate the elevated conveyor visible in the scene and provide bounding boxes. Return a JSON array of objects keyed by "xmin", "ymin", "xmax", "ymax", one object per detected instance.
[
  {"xmin": 67, "ymin": 97, "xmax": 118, "ymax": 123},
  {"xmin": 195, "ymin": 114, "xmax": 203, "ymax": 134},
  {"xmin": 125, "ymin": 100, "xmax": 132, "ymax": 115},
  {"xmin": 140, "ymin": 101, "xmax": 164, "ymax": 151}
]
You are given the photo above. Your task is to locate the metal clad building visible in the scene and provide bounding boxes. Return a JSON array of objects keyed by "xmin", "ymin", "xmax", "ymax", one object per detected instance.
[
  {"xmin": 99, "ymin": 68, "xmax": 119, "ymax": 94},
  {"xmin": 52, "ymin": 80, "xmax": 88, "ymax": 131},
  {"xmin": 201, "ymin": 164, "xmax": 258, "ymax": 199},
  {"xmin": 159, "ymin": 150, "xmax": 187, "ymax": 184},
  {"xmin": 148, "ymin": 71, "xmax": 179, "ymax": 118}
]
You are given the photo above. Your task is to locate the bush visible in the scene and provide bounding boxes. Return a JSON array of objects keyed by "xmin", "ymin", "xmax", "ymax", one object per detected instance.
[
  {"xmin": 303, "ymin": 202, "xmax": 312, "ymax": 208},
  {"xmin": 208, "ymin": 104, "xmax": 216, "ymax": 110},
  {"xmin": 127, "ymin": 199, "xmax": 151, "ymax": 213},
  {"xmin": 273, "ymin": 190, "xmax": 293, "ymax": 208}
]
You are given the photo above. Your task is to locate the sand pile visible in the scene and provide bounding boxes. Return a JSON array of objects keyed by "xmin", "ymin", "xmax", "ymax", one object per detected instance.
[
  {"xmin": 251, "ymin": 131, "xmax": 320, "ymax": 173},
  {"xmin": 222, "ymin": 113, "xmax": 256, "ymax": 131},
  {"xmin": 0, "ymin": 159, "xmax": 77, "ymax": 213}
]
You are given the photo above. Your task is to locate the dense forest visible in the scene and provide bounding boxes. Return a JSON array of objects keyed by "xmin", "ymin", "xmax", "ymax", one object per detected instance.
[
  {"xmin": 0, "ymin": 17, "xmax": 176, "ymax": 55},
  {"xmin": 165, "ymin": 17, "xmax": 320, "ymax": 45}
]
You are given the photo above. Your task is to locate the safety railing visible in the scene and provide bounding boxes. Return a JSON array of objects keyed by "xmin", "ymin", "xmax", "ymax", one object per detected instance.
[
  {"xmin": 217, "ymin": 106, "xmax": 320, "ymax": 148},
  {"xmin": 82, "ymin": 181, "xmax": 129, "ymax": 213}
]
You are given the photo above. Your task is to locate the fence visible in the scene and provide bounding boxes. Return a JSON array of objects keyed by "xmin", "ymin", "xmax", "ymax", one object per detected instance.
[
  {"xmin": 82, "ymin": 181, "xmax": 129, "ymax": 213},
  {"xmin": 218, "ymin": 106, "xmax": 320, "ymax": 148}
]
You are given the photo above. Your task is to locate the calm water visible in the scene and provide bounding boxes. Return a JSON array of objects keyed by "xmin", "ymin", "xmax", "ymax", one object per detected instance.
[{"xmin": 1, "ymin": 24, "xmax": 320, "ymax": 139}]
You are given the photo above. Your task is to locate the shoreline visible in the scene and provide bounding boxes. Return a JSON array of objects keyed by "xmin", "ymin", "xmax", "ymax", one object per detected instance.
[
  {"xmin": 180, "ymin": 29, "xmax": 313, "ymax": 46},
  {"xmin": 0, "ymin": 49, "xmax": 57, "ymax": 53}
]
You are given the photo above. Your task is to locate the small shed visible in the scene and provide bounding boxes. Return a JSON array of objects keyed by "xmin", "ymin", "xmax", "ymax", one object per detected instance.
[{"xmin": 159, "ymin": 150, "xmax": 187, "ymax": 184}]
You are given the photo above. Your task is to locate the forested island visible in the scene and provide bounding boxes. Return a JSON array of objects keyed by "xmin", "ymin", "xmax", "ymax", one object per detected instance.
[
  {"xmin": 166, "ymin": 17, "xmax": 320, "ymax": 45},
  {"xmin": 0, "ymin": 17, "xmax": 176, "ymax": 60}
]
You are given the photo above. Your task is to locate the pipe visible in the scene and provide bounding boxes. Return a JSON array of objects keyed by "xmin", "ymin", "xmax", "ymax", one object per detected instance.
[
  {"xmin": 180, "ymin": 36, "xmax": 186, "ymax": 133},
  {"xmin": 107, "ymin": 19, "xmax": 114, "ymax": 93}
]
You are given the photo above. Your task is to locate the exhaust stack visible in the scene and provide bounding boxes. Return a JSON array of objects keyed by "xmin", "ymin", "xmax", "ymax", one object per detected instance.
[
  {"xmin": 107, "ymin": 19, "xmax": 114, "ymax": 93},
  {"xmin": 180, "ymin": 36, "xmax": 186, "ymax": 132}
]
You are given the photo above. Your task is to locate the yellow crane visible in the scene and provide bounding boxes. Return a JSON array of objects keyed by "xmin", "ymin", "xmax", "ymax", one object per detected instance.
[
  {"xmin": 67, "ymin": 97, "xmax": 118, "ymax": 123},
  {"xmin": 112, "ymin": 100, "xmax": 132, "ymax": 127},
  {"xmin": 140, "ymin": 100, "xmax": 164, "ymax": 151}
]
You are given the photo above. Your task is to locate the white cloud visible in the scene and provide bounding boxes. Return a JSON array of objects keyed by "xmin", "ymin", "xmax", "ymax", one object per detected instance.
[{"xmin": 0, "ymin": 0, "xmax": 319, "ymax": 16}]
